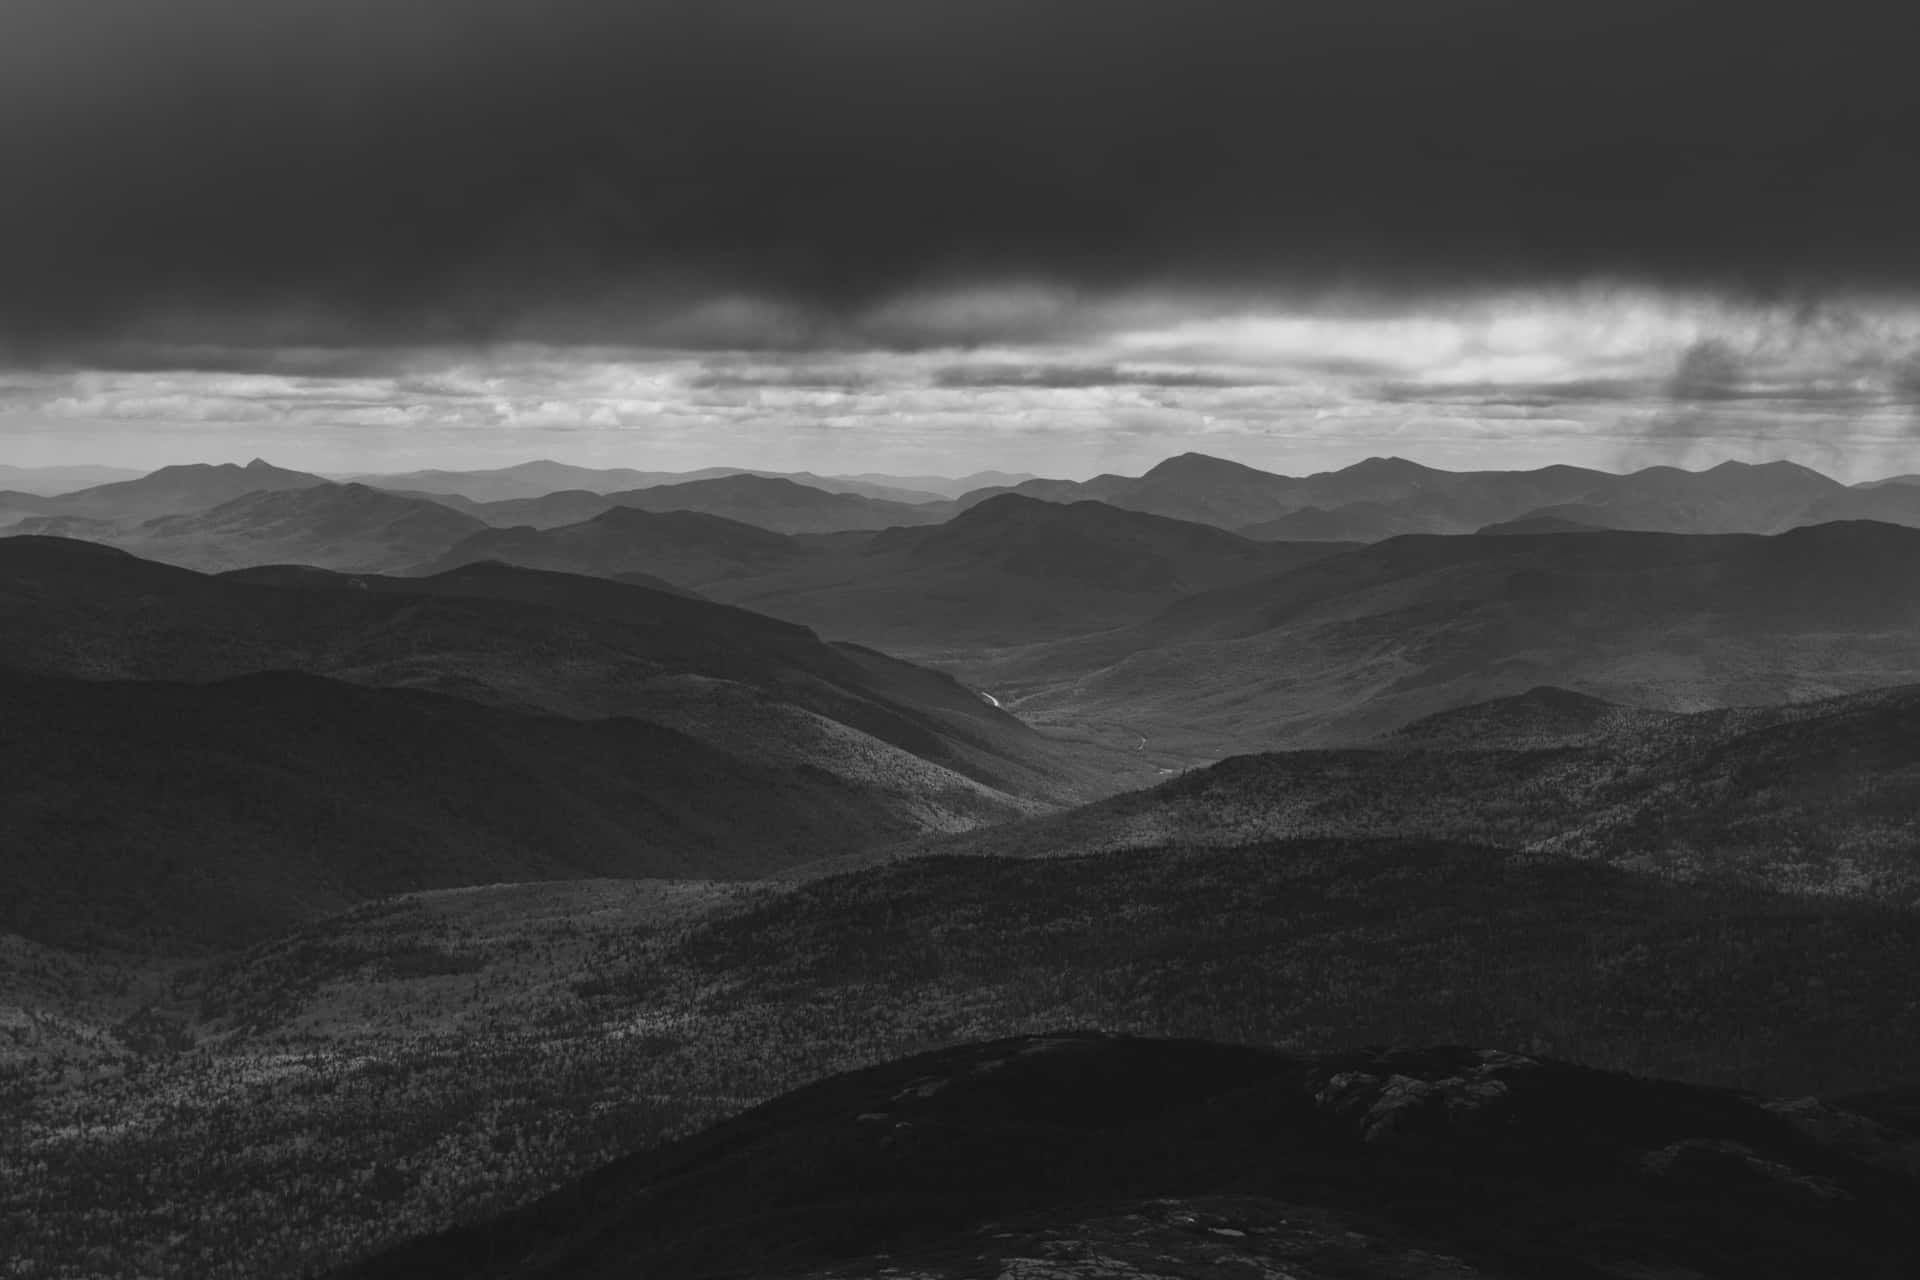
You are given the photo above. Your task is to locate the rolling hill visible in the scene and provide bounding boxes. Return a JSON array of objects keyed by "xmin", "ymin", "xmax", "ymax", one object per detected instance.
[
  {"xmin": 0, "ymin": 667, "xmax": 927, "ymax": 951},
  {"xmin": 0, "ymin": 536, "xmax": 1089, "ymax": 825},
  {"xmin": 985, "ymin": 521, "xmax": 1920, "ymax": 755},
  {"xmin": 1508, "ymin": 460, "xmax": 1847, "ymax": 534},
  {"xmin": 34, "ymin": 457, "xmax": 328, "ymax": 521},
  {"xmin": 82, "ymin": 482, "xmax": 489, "ymax": 573},
  {"xmin": 427, "ymin": 505, "xmax": 806, "ymax": 582},
  {"xmin": 466, "ymin": 473, "xmax": 951, "ymax": 533},
  {"xmin": 552, "ymin": 473, "xmax": 948, "ymax": 534},
  {"xmin": 426, "ymin": 495, "xmax": 1354, "ymax": 655},
  {"xmin": 960, "ymin": 454, "xmax": 1864, "ymax": 539},
  {"xmin": 342, "ymin": 1032, "xmax": 1920, "ymax": 1280},
  {"xmin": 0, "ymin": 489, "xmax": 55, "ymax": 527},
  {"xmin": 350, "ymin": 461, "xmax": 742, "ymax": 502},
  {"xmin": 352, "ymin": 461, "xmax": 952, "ymax": 505},
  {"xmin": 920, "ymin": 683, "xmax": 1920, "ymax": 901}
]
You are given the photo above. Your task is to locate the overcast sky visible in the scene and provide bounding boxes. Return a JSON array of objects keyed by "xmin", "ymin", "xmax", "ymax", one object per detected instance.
[{"xmin": 4, "ymin": 1, "xmax": 1918, "ymax": 479}]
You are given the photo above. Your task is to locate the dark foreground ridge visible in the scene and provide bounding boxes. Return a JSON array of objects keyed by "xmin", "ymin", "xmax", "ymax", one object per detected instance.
[{"xmin": 344, "ymin": 1033, "xmax": 1920, "ymax": 1280}]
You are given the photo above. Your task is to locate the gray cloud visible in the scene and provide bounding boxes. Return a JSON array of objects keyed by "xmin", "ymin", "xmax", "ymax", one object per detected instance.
[
  {"xmin": 3, "ymin": 1, "xmax": 1919, "ymax": 359},
  {"xmin": 932, "ymin": 363, "xmax": 1248, "ymax": 390},
  {"xmin": 1667, "ymin": 340, "xmax": 1747, "ymax": 401}
]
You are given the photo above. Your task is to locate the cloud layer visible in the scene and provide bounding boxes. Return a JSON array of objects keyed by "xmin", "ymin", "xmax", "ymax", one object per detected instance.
[
  {"xmin": 5, "ymin": 3, "xmax": 1918, "ymax": 476},
  {"xmin": 4, "ymin": 1, "xmax": 1919, "ymax": 352},
  {"xmin": 8, "ymin": 288, "xmax": 1920, "ymax": 479}
]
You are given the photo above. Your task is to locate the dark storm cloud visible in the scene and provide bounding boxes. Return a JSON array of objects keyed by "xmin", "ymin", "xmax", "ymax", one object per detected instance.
[
  {"xmin": 4, "ymin": 0, "xmax": 1918, "ymax": 353},
  {"xmin": 1667, "ymin": 341, "xmax": 1748, "ymax": 400}
]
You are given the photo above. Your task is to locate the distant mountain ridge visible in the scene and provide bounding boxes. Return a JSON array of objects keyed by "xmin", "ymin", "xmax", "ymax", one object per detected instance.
[
  {"xmin": 11, "ymin": 454, "xmax": 1910, "ymax": 553},
  {"xmin": 426, "ymin": 494, "xmax": 1355, "ymax": 652},
  {"xmin": 958, "ymin": 453, "xmax": 1873, "ymax": 539},
  {"xmin": 0, "ymin": 463, "xmax": 147, "ymax": 495},
  {"xmin": 29, "ymin": 458, "xmax": 329, "ymax": 521},
  {"xmin": 468, "ymin": 472, "xmax": 952, "ymax": 534},
  {"xmin": 351, "ymin": 460, "xmax": 957, "ymax": 505},
  {"xmin": 57, "ymin": 482, "xmax": 489, "ymax": 573}
]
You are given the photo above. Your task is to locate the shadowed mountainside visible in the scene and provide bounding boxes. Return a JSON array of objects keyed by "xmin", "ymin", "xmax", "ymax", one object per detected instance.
[
  {"xmin": 14, "ymin": 834, "xmax": 1920, "ymax": 1277},
  {"xmin": 965, "ymin": 454, "xmax": 1862, "ymax": 539},
  {"xmin": 914, "ymin": 683, "xmax": 1920, "ymax": 901},
  {"xmin": 342, "ymin": 1032, "xmax": 1920, "ymax": 1280},
  {"xmin": 427, "ymin": 495, "xmax": 1354, "ymax": 653},
  {"xmin": 424, "ymin": 505, "xmax": 805, "ymax": 584},
  {"xmin": 0, "ymin": 536, "xmax": 1094, "ymax": 826},
  {"xmin": 0, "ymin": 668, "xmax": 922, "ymax": 951}
]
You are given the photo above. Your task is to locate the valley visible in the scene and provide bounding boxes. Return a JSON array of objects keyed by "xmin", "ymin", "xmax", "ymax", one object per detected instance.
[{"xmin": 4, "ymin": 452, "xmax": 1920, "ymax": 1279}]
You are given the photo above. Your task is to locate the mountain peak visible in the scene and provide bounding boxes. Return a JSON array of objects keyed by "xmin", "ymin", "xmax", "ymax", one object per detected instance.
[
  {"xmin": 1342, "ymin": 455, "xmax": 1435, "ymax": 478},
  {"xmin": 1142, "ymin": 451, "xmax": 1275, "ymax": 480}
]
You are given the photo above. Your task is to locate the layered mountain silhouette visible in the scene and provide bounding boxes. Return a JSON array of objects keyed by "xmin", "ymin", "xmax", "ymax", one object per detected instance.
[
  {"xmin": 993, "ymin": 521, "xmax": 1920, "ymax": 753},
  {"xmin": 23, "ymin": 458, "xmax": 329, "ymax": 522},
  {"xmin": 27, "ymin": 482, "xmax": 490, "ymax": 573},
  {"xmin": 428, "ymin": 506, "xmax": 803, "ymax": 583},
  {"xmin": 0, "ymin": 667, "xmax": 924, "ymax": 951},
  {"xmin": 351, "ymin": 461, "xmax": 746, "ymax": 503},
  {"xmin": 13, "ymin": 448, "xmax": 1920, "ymax": 1280},
  {"xmin": 343, "ymin": 1033, "xmax": 1920, "ymax": 1280},
  {"xmin": 960, "ymin": 454, "xmax": 1871, "ymax": 539},
  {"xmin": 427, "ymin": 495, "xmax": 1353, "ymax": 651},
  {"xmin": 931, "ymin": 683, "xmax": 1920, "ymax": 900},
  {"xmin": 0, "ymin": 489, "xmax": 56, "ymax": 526},
  {"xmin": 469, "ymin": 473, "xmax": 949, "ymax": 534},
  {"xmin": 1510, "ymin": 460, "xmax": 1845, "ymax": 534},
  {"xmin": 352, "ymin": 460, "xmax": 959, "ymax": 505},
  {"xmin": 0, "ymin": 537, "xmax": 1085, "ymax": 936}
]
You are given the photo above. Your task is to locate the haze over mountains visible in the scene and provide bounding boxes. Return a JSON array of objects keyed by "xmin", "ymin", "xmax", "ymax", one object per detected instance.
[
  {"xmin": 981, "ymin": 519, "xmax": 1920, "ymax": 757},
  {"xmin": 967, "ymin": 452, "xmax": 1899, "ymax": 540},
  {"xmin": 9, "ymin": 446, "xmax": 1920, "ymax": 1279},
  {"xmin": 428, "ymin": 495, "xmax": 1354, "ymax": 652},
  {"xmin": 926, "ymin": 683, "xmax": 1920, "ymax": 901},
  {"xmin": 342, "ymin": 460, "xmax": 1025, "ymax": 505}
]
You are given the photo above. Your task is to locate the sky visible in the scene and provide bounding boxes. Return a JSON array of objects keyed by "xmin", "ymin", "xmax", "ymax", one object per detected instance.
[{"xmin": 4, "ymin": 0, "xmax": 1919, "ymax": 480}]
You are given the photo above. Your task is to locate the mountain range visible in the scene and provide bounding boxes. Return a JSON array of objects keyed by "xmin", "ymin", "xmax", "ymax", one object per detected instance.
[
  {"xmin": 19, "ymin": 454, "xmax": 1920, "ymax": 548},
  {"xmin": 919, "ymin": 682, "xmax": 1920, "ymax": 901},
  {"xmin": 11, "ymin": 449, "xmax": 1920, "ymax": 1280},
  {"xmin": 0, "ymin": 535, "xmax": 1107, "ymax": 950},
  {"xmin": 427, "ymin": 494, "xmax": 1354, "ymax": 652},
  {"xmin": 343, "ymin": 460, "xmax": 1008, "ymax": 505},
  {"xmin": 982, "ymin": 519, "xmax": 1920, "ymax": 756},
  {"xmin": 28, "ymin": 482, "xmax": 490, "ymax": 573},
  {"xmin": 965, "ymin": 453, "xmax": 1920, "ymax": 539},
  {"xmin": 466, "ymin": 473, "xmax": 952, "ymax": 533}
]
